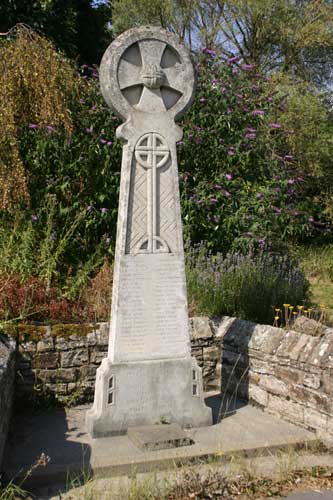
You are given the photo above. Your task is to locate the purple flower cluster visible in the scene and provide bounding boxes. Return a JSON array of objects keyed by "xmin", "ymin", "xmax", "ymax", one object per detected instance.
[{"xmin": 201, "ymin": 47, "xmax": 216, "ymax": 57}]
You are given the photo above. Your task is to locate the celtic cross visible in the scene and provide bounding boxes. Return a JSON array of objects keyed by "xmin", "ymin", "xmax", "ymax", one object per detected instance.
[
  {"xmin": 99, "ymin": 27, "xmax": 195, "ymax": 255},
  {"xmin": 86, "ymin": 27, "xmax": 212, "ymax": 437}
]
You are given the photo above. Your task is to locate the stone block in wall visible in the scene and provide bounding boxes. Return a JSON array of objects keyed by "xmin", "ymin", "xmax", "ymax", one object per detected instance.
[
  {"xmin": 275, "ymin": 331, "xmax": 301, "ymax": 359},
  {"xmin": 322, "ymin": 370, "xmax": 333, "ymax": 394},
  {"xmin": 303, "ymin": 372, "xmax": 321, "ymax": 389},
  {"xmin": 203, "ymin": 345, "xmax": 221, "ymax": 361},
  {"xmin": 293, "ymin": 316, "xmax": 325, "ymax": 336},
  {"xmin": 304, "ymin": 408, "xmax": 328, "ymax": 432},
  {"xmin": 268, "ymin": 393, "xmax": 304, "ymax": 423},
  {"xmin": 298, "ymin": 336, "xmax": 320, "ymax": 364},
  {"xmin": 0, "ymin": 337, "xmax": 15, "ymax": 470},
  {"xmin": 189, "ymin": 317, "xmax": 213, "ymax": 341},
  {"xmin": 274, "ymin": 365, "xmax": 302, "ymax": 385},
  {"xmin": 60, "ymin": 349, "xmax": 89, "ymax": 368},
  {"xmin": 248, "ymin": 324, "xmax": 284, "ymax": 355},
  {"xmin": 248, "ymin": 385, "xmax": 269, "ymax": 407},
  {"xmin": 20, "ymin": 341, "xmax": 36, "ymax": 353},
  {"xmin": 54, "ymin": 337, "xmax": 68, "ymax": 351},
  {"xmin": 86, "ymin": 331, "xmax": 97, "ymax": 346},
  {"xmin": 308, "ymin": 335, "xmax": 332, "ymax": 368},
  {"xmin": 214, "ymin": 316, "xmax": 239, "ymax": 339},
  {"xmin": 46, "ymin": 382, "xmax": 68, "ymax": 395},
  {"xmin": 96, "ymin": 323, "xmax": 109, "ymax": 346},
  {"xmin": 289, "ymin": 334, "xmax": 313, "ymax": 362},
  {"xmin": 90, "ymin": 350, "xmax": 108, "ymax": 365},
  {"xmin": 259, "ymin": 375, "xmax": 289, "ymax": 397},
  {"xmin": 33, "ymin": 352, "xmax": 58, "ymax": 369},
  {"xmin": 79, "ymin": 365, "xmax": 97, "ymax": 380},
  {"xmin": 249, "ymin": 358, "xmax": 274, "ymax": 375},
  {"xmin": 37, "ymin": 337, "xmax": 54, "ymax": 352},
  {"xmin": 56, "ymin": 368, "xmax": 80, "ymax": 382},
  {"xmin": 36, "ymin": 369, "xmax": 58, "ymax": 383},
  {"xmin": 191, "ymin": 345, "xmax": 203, "ymax": 357},
  {"xmin": 288, "ymin": 384, "xmax": 332, "ymax": 415},
  {"xmin": 327, "ymin": 417, "xmax": 333, "ymax": 436}
]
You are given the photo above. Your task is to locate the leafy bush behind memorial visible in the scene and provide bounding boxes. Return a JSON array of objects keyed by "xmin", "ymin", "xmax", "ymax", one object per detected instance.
[{"xmin": 0, "ymin": 29, "xmax": 330, "ymax": 318}]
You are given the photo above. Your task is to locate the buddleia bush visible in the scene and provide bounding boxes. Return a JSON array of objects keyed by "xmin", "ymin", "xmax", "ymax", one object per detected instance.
[{"xmin": 179, "ymin": 51, "xmax": 333, "ymax": 252}]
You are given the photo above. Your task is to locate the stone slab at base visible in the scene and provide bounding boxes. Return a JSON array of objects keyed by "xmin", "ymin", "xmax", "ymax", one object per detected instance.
[
  {"xmin": 86, "ymin": 357, "xmax": 212, "ymax": 437},
  {"xmin": 128, "ymin": 424, "xmax": 194, "ymax": 451}
]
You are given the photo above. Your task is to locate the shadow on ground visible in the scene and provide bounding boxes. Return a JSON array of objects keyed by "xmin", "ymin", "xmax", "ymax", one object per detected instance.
[{"xmin": 4, "ymin": 407, "xmax": 92, "ymax": 492}]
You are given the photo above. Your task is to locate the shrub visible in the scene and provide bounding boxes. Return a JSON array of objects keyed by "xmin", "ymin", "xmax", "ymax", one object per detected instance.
[
  {"xmin": 186, "ymin": 243, "xmax": 309, "ymax": 324},
  {"xmin": 179, "ymin": 52, "xmax": 333, "ymax": 252}
]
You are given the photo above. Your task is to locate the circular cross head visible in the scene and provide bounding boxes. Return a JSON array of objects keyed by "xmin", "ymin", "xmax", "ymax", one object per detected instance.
[
  {"xmin": 135, "ymin": 133, "xmax": 169, "ymax": 170},
  {"xmin": 99, "ymin": 26, "xmax": 196, "ymax": 120}
]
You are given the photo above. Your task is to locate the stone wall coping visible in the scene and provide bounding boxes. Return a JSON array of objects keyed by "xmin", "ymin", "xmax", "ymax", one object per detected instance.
[{"xmin": 4, "ymin": 316, "xmax": 332, "ymax": 370}]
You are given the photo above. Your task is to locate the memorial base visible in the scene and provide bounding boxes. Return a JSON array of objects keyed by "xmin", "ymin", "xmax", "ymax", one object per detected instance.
[{"xmin": 86, "ymin": 357, "xmax": 212, "ymax": 437}]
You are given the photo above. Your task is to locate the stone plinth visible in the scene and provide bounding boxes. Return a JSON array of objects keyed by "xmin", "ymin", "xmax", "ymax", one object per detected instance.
[{"xmin": 86, "ymin": 27, "xmax": 212, "ymax": 437}]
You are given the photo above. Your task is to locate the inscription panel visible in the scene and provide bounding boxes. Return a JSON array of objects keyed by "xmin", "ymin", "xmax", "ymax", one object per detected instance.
[{"xmin": 113, "ymin": 253, "xmax": 190, "ymax": 362}]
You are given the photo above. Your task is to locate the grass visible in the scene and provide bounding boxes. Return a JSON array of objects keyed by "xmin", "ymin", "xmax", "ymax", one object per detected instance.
[{"xmin": 296, "ymin": 244, "xmax": 333, "ymax": 324}]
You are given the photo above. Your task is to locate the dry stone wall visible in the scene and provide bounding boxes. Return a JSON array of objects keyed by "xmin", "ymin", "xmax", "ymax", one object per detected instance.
[
  {"xmin": 0, "ymin": 336, "xmax": 15, "ymax": 470},
  {"xmin": 7, "ymin": 316, "xmax": 333, "ymax": 436},
  {"xmin": 215, "ymin": 316, "xmax": 333, "ymax": 437}
]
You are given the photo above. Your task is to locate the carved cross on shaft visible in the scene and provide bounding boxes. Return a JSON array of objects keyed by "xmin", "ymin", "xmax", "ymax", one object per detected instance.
[{"xmin": 135, "ymin": 132, "xmax": 170, "ymax": 254}]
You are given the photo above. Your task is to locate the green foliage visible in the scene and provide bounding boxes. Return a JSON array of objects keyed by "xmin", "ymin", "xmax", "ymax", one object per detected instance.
[
  {"xmin": 0, "ymin": 25, "xmax": 79, "ymax": 211},
  {"xmin": 296, "ymin": 244, "xmax": 333, "ymax": 282},
  {"xmin": 186, "ymin": 243, "xmax": 309, "ymax": 324},
  {"xmin": 179, "ymin": 54, "xmax": 332, "ymax": 252},
  {"xmin": 112, "ymin": 0, "xmax": 333, "ymax": 86},
  {"xmin": 0, "ymin": 1, "xmax": 112, "ymax": 63}
]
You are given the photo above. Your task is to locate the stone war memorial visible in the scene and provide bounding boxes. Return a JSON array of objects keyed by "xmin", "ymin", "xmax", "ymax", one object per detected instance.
[{"xmin": 86, "ymin": 26, "xmax": 212, "ymax": 437}]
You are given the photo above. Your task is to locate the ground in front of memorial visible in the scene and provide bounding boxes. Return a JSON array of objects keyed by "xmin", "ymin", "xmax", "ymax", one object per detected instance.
[{"xmin": 4, "ymin": 394, "xmax": 333, "ymax": 499}]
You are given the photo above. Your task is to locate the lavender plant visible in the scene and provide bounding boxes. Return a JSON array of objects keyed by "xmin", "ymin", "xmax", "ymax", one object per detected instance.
[{"xmin": 185, "ymin": 242, "xmax": 309, "ymax": 324}]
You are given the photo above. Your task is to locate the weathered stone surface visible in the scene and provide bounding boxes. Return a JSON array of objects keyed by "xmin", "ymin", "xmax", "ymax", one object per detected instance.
[
  {"xmin": 61, "ymin": 349, "xmax": 88, "ymax": 368},
  {"xmin": 322, "ymin": 370, "xmax": 333, "ymax": 394},
  {"xmin": 304, "ymin": 408, "xmax": 328, "ymax": 431},
  {"xmin": 248, "ymin": 385, "xmax": 269, "ymax": 407},
  {"xmin": 0, "ymin": 337, "xmax": 15, "ymax": 470},
  {"xmin": 275, "ymin": 330, "xmax": 301, "ymax": 358},
  {"xmin": 259, "ymin": 375, "xmax": 289, "ymax": 397},
  {"xmin": 55, "ymin": 337, "xmax": 69, "ymax": 351},
  {"xmin": 268, "ymin": 394, "xmax": 304, "ymax": 423},
  {"xmin": 303, "ymin": 372, "xmax": 321, "ymax": 389},
  {"xmin": 7, "ymin": 313, "xmax": 332, "ymax": 437},
  {"xmin": 274, "ymin": 365, "xmax": 301, "ymax": 384},
  {"xmin": 33, "ymin": 352, "xmax": 58, "ymax": 369},
  {"xmin": 95, "ymin": 323, "xmax": 109, "ymax": 346},
  {"xmin": 56, "ymin": 368, "xmax": 80, "ymax": 382},
  {"xmin": 90, "ymin": 350, "xmax": 107, "ymax": 364},
  {"xmin": 203, "ymin": 345, "xmax": 220, "ymax": 361},
  {"xmin": 190, "ymin": 317, "xmax": 213, "ymax": 341},
  {"xmin": 293, "ymin": 315, "xmax": 325, "ymax": 336},
  {"xmin": 37, "ymin": 337, "xmax": 54, "ymax": 352},
  {"xmin": 248, "ymin": 324, "xmax": 284, "ymax": 354},
  {"xmin": 128, "ymin": 424, "xmax": 193, "ymax": 451},
  {"xmin": 250, "ymin": 358, "xmax": 275, "ymax": 375},
  {"xmin": 308, "ymin": 336, "xmax": 332, "ymax": 367},
  {"xmin": 298, "ymin": 335, "xmax": 320, "ymax": 363},
  {"xmin": 86, "ymin": 27, "xmax": 212, "ymax": 437}
]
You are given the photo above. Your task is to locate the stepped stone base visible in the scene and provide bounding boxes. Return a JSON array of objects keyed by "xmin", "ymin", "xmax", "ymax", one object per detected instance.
[{"xmin": 86, "ymin": 356, "xmax": 212, "ymax": 437}]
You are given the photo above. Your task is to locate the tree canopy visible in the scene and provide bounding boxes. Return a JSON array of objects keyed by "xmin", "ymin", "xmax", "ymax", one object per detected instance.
[
  {"xmin": 112, "ymin": 0, "xmax": 333, "ymax": 87},
  {"xmin": 0, "ymin": 0, "xmax": 112, "ymax": 63}
]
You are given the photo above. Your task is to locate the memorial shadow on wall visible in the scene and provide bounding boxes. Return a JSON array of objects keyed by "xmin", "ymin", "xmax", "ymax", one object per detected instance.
[
  {"xmin": 205, "ymin": 317, "xmax": 255, "ymax": 425},
  {"xmin": 4, "ymin": 359, "xmax": 92, "ymax": 495}
]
